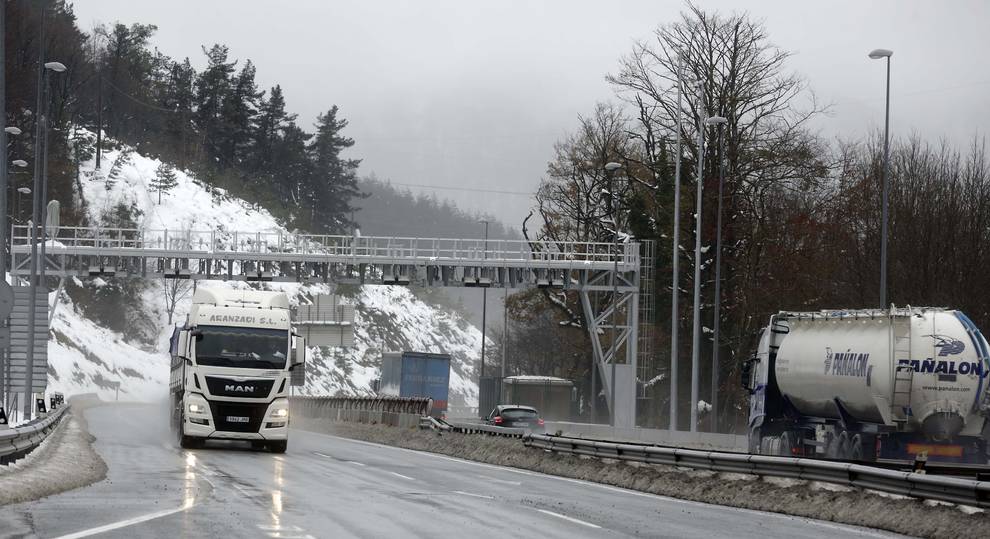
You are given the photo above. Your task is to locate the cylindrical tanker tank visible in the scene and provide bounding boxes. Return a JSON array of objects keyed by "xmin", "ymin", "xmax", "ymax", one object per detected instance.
[{"xmin": 773, "ymin": 308, "xmax": 989, "ymax": 441}]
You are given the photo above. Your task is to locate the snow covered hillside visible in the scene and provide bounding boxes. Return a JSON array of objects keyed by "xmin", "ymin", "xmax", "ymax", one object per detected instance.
[{"xmin": 46, "ymin": 132, "xmax": 481, "ymax": 407}]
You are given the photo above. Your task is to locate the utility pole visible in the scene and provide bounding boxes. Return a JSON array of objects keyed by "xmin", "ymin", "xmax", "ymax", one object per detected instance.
[
  {"xmin": 689, "ymin": 82, "xmax": 706, "ymax": 433},
  {"xmin": 711, "ymin": 122, "xmax": 727, "ymax": 433},
  {"xmin": 669, "ymin": 53, "xmax": 684, "ymax": 431},
  {"xmin": 0, "ymin": 0, "xmax": 8, "ymax": 413},
  {"xmin": 25, "ymin": 4, "xmax": 48, "ymax": 421},
  {"xmin": 479, "ymin": 220, "xmax": 489, "ymax": 379}
]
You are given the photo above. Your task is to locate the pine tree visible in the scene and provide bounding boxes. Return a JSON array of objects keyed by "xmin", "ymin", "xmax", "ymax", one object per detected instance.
[
  {"xmin": 106, "ymin": 149, "xmax": 133, "ymax": 190},
  {"xmin": 194, "ymin": 44, "xmax": 237, "ymax": 166},
  {"xmin": 306, "ymin": 106, "xmax": 363, "ymax": 233},
  {"xmin": 220, "ymin": 60, "xmax": 263, "ymax": 167},
  {"xmin": 152, "ymin": 162, "xmax": 179, "ymax": 203}
]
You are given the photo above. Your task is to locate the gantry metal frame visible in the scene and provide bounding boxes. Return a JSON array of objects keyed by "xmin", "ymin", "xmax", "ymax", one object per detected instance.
[{"xmin": 10, "ymin": 224, "xmax": 643, "ymax": 427}]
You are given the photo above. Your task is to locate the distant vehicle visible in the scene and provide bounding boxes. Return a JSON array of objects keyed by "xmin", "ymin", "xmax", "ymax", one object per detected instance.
[
  {"xmin": 484, "ymin": 405, "xmax": 544, "ymax": 430},
  {"xmin": 378, "ymin": 351, "xmax": 451, "ymax": 417},
  {"xmin": 743, "ymin": 307, "xmax": 990, "ymax": 464},
  {"xmin": 169, "ymin": 288, "xmax": 306, "ymax": 453}
]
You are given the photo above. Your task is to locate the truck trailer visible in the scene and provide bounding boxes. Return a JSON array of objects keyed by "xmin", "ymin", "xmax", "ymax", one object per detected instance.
[
  {"xmin": 169, "ymin": 288, "xmax": 306, "ymax": 453},
  {"xmin": 379, "ymin": 352, "xmax": 450, "ymax": 417},
  {"xmin": 742, "ymin": 307, "xmax": 990, "ymax": 463}
]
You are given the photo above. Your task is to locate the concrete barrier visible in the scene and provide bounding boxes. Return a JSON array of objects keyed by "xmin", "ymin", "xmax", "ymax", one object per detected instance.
[{"xmin": 544, "ymin": 421, "xmax": 747, "ymax": 452}]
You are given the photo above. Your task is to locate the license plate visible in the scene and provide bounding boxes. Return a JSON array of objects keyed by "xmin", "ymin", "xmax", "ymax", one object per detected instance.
[{"xmin": 226, "ymin": 416, "xmax": 250, "ymax": 423}]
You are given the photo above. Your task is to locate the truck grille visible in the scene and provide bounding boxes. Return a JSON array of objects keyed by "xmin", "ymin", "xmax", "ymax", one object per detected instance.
[
  {"xmin": 204, "ymin": 376, "xmax": 274, "ymax": 398},
  {"xmin": 208, "ymin": 402, "xmax": 267, "ymax": 433}
]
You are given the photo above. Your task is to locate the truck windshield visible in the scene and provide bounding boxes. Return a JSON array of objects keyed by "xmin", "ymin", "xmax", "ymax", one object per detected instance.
[{"xmin": 195, "ymin": 326, "xmax": 289, "ymax": 369}]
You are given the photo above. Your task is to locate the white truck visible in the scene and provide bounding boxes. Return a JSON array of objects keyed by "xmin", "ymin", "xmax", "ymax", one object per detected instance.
[
  {"xmin": 169, "ymin": 288, "xmax": 306, "ymax": 453},
  {"xmin": 742, "ymin": 306, "xmax": 990, "ymax": 463}
]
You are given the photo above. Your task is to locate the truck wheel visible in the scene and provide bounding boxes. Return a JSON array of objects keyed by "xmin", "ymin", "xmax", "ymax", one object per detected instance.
[
  {"xmin": 778, "ymin": 432, "xmax": 794, "ymax": 456},
  {"xmin": 836, "ymin": 431, "xmax": 852, "ymax": 460},
  {"xmin": 267, "ymin": 440, "xmax": 287, "ymax": 454},
  {"xmin": 849, "ymin": 434, "xmax": 864, "ymax": 461},
  {"xmin": 180, "ymin": 435, "xmax": 202, "ymax": 449}
]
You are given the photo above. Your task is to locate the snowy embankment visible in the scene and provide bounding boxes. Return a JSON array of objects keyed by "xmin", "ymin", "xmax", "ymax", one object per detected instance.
[{"xmin": 46, "ymin": 132, "xmax": 480, "ymax": 406}]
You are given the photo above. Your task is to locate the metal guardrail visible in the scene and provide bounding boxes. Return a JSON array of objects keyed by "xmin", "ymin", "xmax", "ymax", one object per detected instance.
[
  {"xmin": 524, "ymin": 433, "xmax": 990, "ymax": 508},
  {"xmin": 432, "ymin": 419, "xmax": 528, "ymax": 438},
  {"xmin": 1, "ymin": 405, "xmax": 69, "ymax": 465},
  {"xmin": 292, "ymin": 396, "xmax": 433, "ymax": 416}
]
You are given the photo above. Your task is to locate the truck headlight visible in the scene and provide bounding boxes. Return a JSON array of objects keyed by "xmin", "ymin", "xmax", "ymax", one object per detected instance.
[
  {"xmin": 188, "ymin": 403, "xmax": 205, "ymax": 414},
  {"xmin": 270, "ymin": 408, "xmax": 288, "ymax": 418}
]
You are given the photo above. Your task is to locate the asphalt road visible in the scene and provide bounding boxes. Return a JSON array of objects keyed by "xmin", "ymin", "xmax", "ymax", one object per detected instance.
[{"xmin": 0, "ymin": 403, "xmax": 905, "ymax": 538}]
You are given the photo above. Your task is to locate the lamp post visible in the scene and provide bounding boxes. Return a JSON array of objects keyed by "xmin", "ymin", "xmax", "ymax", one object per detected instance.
[
  {"xmin": 689, "ymin": 80, "xmax": 712, "ymax": 433},
  {"xmin": 705, "ymin": 115, "xmax": 727, "ymax": 432},
  {"xmin": 479, "ymin": 219, "xmax": 490, "ymax": 380},
  {"xmin": 869, "ymin": 48, "xmax": 893, "ymax": 308},
  {"xmin": 24, "ymin": 53, "xmax": 65, "ymax": 420},
  {"xmin": 669, "ymin": 52, "xmax": 686, "ymax": 431},
  {"xmin": 604, "ymin": 161, "xmax": 623, "ymax": 426}
]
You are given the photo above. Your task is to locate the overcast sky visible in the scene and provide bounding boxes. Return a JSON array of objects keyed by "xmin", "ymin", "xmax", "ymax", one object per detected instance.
[{"xmin": 73, "ymin": 0, "xmax": 990, "ymax": 230}]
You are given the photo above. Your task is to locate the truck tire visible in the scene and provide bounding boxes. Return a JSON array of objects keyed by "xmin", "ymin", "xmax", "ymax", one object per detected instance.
[
  {"xmin": 180, "ymin": 434, "xmax": 202, "ymax": 449},
  {"xmin": 850, "ymin": 434, "xmax": 864, "ymax": 461},
  {"xmin": 177, "ymin": 413, "xmax": 202, "ymax": 449},
  {"xmin": 267, "ymin": 440, "xmax": 288, "ymax": 454}
]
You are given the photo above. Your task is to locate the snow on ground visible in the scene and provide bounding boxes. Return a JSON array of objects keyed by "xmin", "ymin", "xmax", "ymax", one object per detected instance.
[{"xmin": 44, "ymin": 132, "xmax": 481, "ymax": 406}]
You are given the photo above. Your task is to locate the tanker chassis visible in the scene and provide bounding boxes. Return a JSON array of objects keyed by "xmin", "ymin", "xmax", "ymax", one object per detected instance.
[
  {"xmin": 169, "ymin": 288, "xmax": 306, "ymax": 453},
  {"xmin": 742, "ymin": 307, "xmax": 990, "ymax": 463}
]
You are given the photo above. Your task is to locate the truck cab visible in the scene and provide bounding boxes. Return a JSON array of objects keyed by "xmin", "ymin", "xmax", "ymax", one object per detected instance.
[{"xmin": 170, "ymin": 288, "xmax": 306, "ymax": 453}]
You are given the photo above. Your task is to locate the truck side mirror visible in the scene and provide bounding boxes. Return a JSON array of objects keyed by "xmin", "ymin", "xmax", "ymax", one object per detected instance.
[
  {"xmin": 292, "ymin": 336, "xmax": 307, "ymax": 368},
  {"xmin": 177, "ymin": 330, "xmax": 189, "ymax": 359},
  {"xmin": 740, "ymin": 356, "xmax": 757, "ymax": 393}
]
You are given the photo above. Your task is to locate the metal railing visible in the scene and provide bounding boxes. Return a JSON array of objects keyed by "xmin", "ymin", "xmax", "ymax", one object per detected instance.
[
  {"xmin": 1, "ymin": 405, "xmax": 69, "ymax": 465},
  {"xmin": 437, "ymin": 419, "xmax": 527, "ymax": 438},
  {"xmin": 10, "ymin": 225, "xmax": 639, "ymax": 271},
  {"xmin": 291, "ymin": 396, "xmax": 433, "ymax": 416},
  {"xmin": 524, "ymin": 433, "xmax": 990, "ymax": 508}
]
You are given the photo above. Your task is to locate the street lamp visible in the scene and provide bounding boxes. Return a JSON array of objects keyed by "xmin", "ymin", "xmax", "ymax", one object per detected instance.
[
  {"xmin": 604, "ymin": 161, "xmax": 622, "ymax": 426},
  {"xmin": 704, "ymin": 116, "xmax": 727, "ymax": 432},
  {"xmin": 11, "ymin": 160, "xmax": 27, "ymax": 168},
  {"xmin": 869, "ymin": 48, "xmax": 893, "ymax": 309},
  {"xmin": 24, "ymin": 56, "xmax": 67, "ymax": 419},
  {"xmin": 479, "ymin": 219, "xmax": 490, "ymax": 380},
  {"xmin": 669, "ymin": 53, "xmax": 692, "ymax": 431},
  {"xmin": 4, "ymin": 127, "xmax": 21, "ymax": 136}
]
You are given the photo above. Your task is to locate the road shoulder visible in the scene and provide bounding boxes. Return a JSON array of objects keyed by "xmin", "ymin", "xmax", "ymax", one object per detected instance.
[
  {"xmin": 0, "ymin": 400, "xmax": 108, "ymax": 506},
  {"xmin": 294, "ymin": 419, "xmax": 988, "ymax": 539}
]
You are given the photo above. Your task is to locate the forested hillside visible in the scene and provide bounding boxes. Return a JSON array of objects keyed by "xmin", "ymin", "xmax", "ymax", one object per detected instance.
[{"xmin": 6, "ymin": 0, "xmax": 360, "ymax": 234}]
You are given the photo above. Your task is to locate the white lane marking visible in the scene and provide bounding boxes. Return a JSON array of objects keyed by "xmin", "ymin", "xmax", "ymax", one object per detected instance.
[
  {"xmin": 478, "ymin": 474, "xmax": 521, "ymax": 486},
  {"xmin": 535, "ymin": 509, "xmax": 601, "ymax": 529},
  {"xmin": 313, "ymin": 451, "xmax": 364, "ymax": 466},
  {"xmin": 453, "ymin": 490, "xmax": 494, "ymax": 500},
  {"xmin": 300, "ymin": 431, "xmax": 896, "ymax": 538},
  {"xmin": 52, "ymin": 505, "xmax": 193, "ymax": 539},
  {"xmin": 390, "ymin": 471, "xmax": 415, "ymax": 481}
]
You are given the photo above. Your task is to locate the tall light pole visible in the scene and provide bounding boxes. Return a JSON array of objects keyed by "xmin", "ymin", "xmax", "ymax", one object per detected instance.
[
  {"xmin": 869, "ymin": 48, "xmax": 893, "ymax": 309},
  {"xmin": 706, "ymin": 115, "xmax": 728, "ymax": 433},
  {"xmin": 24, "ymin": 45, "xmax": 64, "ymax": 420},
  {"xmin": 479, "ymin": 219, "xmax": 490, "ymax": 379},
  {"xmin": 604, "ymin": 161, "xmax": 622, "ymax": 426},
  {"xmin": 689, "ymin": 80, "xmax": 710, "ymax": 433},
  {"xmin": 669, "ymin": 53, "xmax": 685, "ymax": 431}
]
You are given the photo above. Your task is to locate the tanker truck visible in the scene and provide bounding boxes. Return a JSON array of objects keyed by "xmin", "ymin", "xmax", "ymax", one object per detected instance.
[
  {"xmin": 741, "ymin": 307, "xmax": 990, "ymax": 463},
  {"xmin": 169, "ymin": 288, "xmax": 306, "ymax": 453}
]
